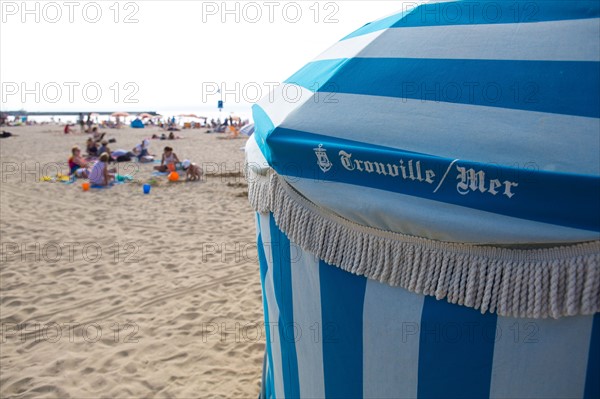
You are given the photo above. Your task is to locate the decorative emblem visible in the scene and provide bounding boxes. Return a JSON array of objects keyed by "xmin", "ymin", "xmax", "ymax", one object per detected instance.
[{"xmin": 314, "ymin": 144, "xmax": 332, "ymax": 173}]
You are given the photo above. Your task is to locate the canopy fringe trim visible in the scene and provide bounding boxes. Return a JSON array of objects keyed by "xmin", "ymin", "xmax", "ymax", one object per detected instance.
[{"xmin": 248, "ymin": 169, "xmax": 600, "ymax": 319}]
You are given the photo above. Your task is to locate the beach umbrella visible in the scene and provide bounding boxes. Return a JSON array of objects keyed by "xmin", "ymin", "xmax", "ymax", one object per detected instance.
[
  {"xmin": 138, "ymin": 113, "xmax": 153, "ymax": 119},
  {"xmin": 246, "ymin": 1, "xmax": 600, "ymax": 398},
  {"xmin": 110, "ymin": 112, "xmax": 130, "ymax": 127},
  {"xmin": 111, "ymin": 112, "xmax": 130, "ymax": 118}
]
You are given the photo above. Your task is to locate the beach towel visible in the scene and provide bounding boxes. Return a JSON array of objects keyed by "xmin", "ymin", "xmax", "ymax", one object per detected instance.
[{"xmin": 90, "ymin": 181, "xmax": 125, "ymax": 189}]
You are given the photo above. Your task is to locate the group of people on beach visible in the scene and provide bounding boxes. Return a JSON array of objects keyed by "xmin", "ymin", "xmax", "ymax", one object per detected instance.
[
  {"xmin": 151, "ymin": 131, "xmax": 181, "ymax": 140},
  {"xmin": 153, "ymin": 146, "xmax": 202, "ymax": 181},
  {"xmin": 68, "ymin": 146, "xmax": 112, "ymax": 185},
  {"xmin": 68, "ymin": 130, "xmax": 202, "ymax": 186}
]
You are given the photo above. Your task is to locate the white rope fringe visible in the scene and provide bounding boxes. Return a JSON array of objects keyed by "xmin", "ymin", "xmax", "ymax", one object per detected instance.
[{"xmin": 247, "ymin": 169, "xmax": 600, "ymax": 319}]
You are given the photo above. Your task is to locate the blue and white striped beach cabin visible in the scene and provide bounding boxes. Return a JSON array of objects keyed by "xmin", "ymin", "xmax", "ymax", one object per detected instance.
[{"xmin": 246, "ymin": 1, "xmax": 600, "ymax": 397}]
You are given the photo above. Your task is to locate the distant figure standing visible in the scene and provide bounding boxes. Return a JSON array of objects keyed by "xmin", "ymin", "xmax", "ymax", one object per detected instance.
[
  {"xmin": 86, "ymin": 113, "xmax": 93, "ymax": 132},
  {"xmin": 78, "ymin": 113, "xmax": 85, "ymax": 133}
]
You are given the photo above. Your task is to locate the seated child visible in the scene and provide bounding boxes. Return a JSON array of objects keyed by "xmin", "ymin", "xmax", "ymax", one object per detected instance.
[
  {"xmin": 182, "ymin": 159, "xmax": 202, "ymax": 181},
  {"xmin": 154, "ymin": 146, "xmax": 180, "ymax": 172}
]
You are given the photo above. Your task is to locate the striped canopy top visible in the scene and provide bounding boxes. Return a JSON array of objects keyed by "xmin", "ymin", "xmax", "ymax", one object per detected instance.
[{"xmin": 250, "ymin": 0, "xmax": 600, "ymax": 245}]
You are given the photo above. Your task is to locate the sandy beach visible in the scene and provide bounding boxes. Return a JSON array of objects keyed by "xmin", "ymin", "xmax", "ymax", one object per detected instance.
[{"xmin": 0, "ymin": 124, "xmax": 264, "ymax": 398}]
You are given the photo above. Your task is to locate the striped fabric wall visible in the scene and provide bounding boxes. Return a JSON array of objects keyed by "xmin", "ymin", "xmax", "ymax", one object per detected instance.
[{"xmin": 256, "ymin": 211, "xmax": 600, "ymax": 399}]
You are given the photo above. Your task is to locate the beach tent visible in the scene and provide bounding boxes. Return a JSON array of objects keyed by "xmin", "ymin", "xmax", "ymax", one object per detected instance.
[
  {"xmin": 246, "ymin": 1, "xmax": 600, "ymax": 398},
  {"xmin": 130, "ymin": 118, "xmax": 145, "ymax": 128}
]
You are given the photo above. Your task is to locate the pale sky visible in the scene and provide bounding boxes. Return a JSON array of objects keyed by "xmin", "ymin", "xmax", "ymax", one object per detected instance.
[{"xmin": 0, "ymin": 1, "xmax": 408, "ymax": 116}]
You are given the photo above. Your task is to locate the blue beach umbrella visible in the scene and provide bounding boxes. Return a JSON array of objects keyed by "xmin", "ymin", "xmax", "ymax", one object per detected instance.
[{"xmin": 246, "ymin": 1, "xmax": 600, "ymax": 398}]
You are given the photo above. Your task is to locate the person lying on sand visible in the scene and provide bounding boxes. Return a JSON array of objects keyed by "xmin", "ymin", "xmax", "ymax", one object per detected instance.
[
  {"xmin": 88, "ymin": 153, "xmax": 114, "ymax": 186},
  {"xmin": 110, "ymin": 149, "xmax": 135, "ymax": 162},
  {"xmin": 0, "ymin": 130, "xmax": 16, "ymax": 138},
  {"xmin": 154, "ymin": 146, "xmax": 180, "ymax": 173},
  {"xmin": 182, "ymin": 159, "xmax": 202, "ymax": 181}
]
